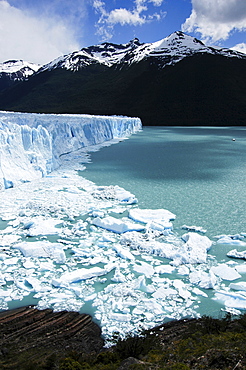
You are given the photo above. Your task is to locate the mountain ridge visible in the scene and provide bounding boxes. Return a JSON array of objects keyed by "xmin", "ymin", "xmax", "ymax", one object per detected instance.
[{"xmin": 1, "ymin": 31, "xmax": 246, "ymax": 126}]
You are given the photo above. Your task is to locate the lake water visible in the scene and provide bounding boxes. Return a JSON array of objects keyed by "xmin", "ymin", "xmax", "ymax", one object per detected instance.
[
  {"xmin": 83, "ymin": 126, "xmax": 246, "ymax": 240},
  {"xmin": 1, "ymin": 126, "xmax": 246, "ymax": 339}
]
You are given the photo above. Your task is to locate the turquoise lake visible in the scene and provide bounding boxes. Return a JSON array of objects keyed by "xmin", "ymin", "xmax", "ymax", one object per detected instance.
[{"xmin": 83, "ymin": 126, "xmax": 246, "ymax": 240}]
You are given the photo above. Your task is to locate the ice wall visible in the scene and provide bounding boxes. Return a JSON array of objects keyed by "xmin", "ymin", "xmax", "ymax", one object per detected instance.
[{"xmin": 0, "ymin": 111, "xmax": 142, "ymax": 190}]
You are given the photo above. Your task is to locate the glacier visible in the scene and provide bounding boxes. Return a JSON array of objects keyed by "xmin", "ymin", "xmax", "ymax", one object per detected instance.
[
  {"xmin": 0, "ymin": 111, "xmax": 142, "ymax": 190},
  {"xmin": 1, "ymin": 110, "xmax": 246, "ymax": 344}
]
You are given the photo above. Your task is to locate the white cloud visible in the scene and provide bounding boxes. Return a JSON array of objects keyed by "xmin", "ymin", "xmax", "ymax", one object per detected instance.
[
  {"xmin": 182, "ymin": 0, "xmax": 246, "ymax": 42},
  {"xmin": 0, "ymin": 0, "xmax": 81, "ymax": 64},
  {"xmin": 231, "ymin": 43, "xmax": 246, "ymax": 55},
  {"xmin": 93, "ymin": 0, "xmax": 166, "ymax": 41},
  {"xmin": 107, "ymin": 8, "xmax": 146, "ymax": 26}
]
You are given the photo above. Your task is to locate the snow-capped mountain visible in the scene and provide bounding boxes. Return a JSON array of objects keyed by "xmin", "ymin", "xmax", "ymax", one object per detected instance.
[
  {"xmin": 40, "ymin": 31, "xmax": 245, "ymax": 72},
  {"xmin": 0, "ymin": 60, "xmax": 40, "ymax": 76},
  {"xmin": 0, "ymin": 60, "xmax": 40, "ymax": 92},
  {"xmin": 0, "ymin": 31, "xmax": 246, "ymax": 126}
]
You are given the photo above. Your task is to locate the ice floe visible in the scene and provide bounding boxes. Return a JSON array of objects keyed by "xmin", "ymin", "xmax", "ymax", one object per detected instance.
[
  {"xmin": 92, "ymin": 216, "xmax": 145, "ymax": 234},
  {"xmin": 13, "ymin": 241, "xmax": 66, "ymax": 264},
  {"xmin": 227, "ymin": 249, "xmax": 246, "ymax": 260},
  {"xmin": 211, "ymin": 263, "xmax": 241, "ymax": 281}
]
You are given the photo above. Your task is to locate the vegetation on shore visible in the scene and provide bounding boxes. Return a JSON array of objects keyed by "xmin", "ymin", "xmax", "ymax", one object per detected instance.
[{"xmin": 1, "ymin": 312, "xmax": 246, "ymax": 369}]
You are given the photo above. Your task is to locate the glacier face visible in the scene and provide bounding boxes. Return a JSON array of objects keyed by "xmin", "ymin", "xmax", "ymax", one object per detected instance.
[{"xmin": 0, "ymin": 111, "xmax": 142, "ymax": 190}]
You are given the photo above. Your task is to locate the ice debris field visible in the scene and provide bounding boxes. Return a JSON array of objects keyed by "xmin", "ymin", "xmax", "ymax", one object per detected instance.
[{"xmin": 1, "ymin": 111, "xmax": 246, "ymax": 343}]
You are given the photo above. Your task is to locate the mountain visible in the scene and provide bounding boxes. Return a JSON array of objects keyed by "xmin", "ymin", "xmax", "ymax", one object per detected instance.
[
  {"xmin": 0, "ymin": 31, "xmax": 246, "ymax": 126},
  {"xmin": 0, "ymin": 60, "xmax": 40, "ymax": 92}
]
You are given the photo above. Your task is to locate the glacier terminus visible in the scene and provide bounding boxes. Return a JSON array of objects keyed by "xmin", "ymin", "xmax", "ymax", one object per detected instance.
[{"xmin": 0, "ymin": 111, "xmax": 141, "ymax": 190}]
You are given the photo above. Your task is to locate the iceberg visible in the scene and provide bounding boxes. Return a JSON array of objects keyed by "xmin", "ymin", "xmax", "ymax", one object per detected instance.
[
  {"xmin": 214, "ymin": 290, "xmax": 246, "ymax": 310},
  {"xmin": 227, "ymin": 249, "xmax": 246, "ymax": 260},
  {"xmin": 129, "ymin": 208, "xmax": 175, "ymax": 224},
  {"xmin": 52, "ymin": 266, "xmax": 112, "ymax": 286},
  {"xmin": 0, "ymin": 111, "xmax": 141, "ymax": 189},
  {"xmin": 171, "ymin": 232, "xmax": 212, "ymax": 266},
  {"xmin": 13, "ymin": 241, "xmax": 66, "ymax": 264},
  {"xmin": 215, "ymin": 234, "xmax": 246, "ymax": 246},
  {"xmin": 211, "ymin": 263, "xmax": 241, "ymax": 281},
  {"xmin": 92, "ymin": 216, "xmax": 145, "ymax": 234}
]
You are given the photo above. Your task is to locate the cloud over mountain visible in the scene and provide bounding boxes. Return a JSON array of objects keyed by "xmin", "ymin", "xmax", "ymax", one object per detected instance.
[
  {"xmin": 92, "ymin": 0, "xmax": 166, "ymax": 40},
  {"xmin": 182, "ymin": 0, "xmax": 246, "ymax": 42},
  {"xmin": 0, "ymin": 0, "xmax": 81, "ymax": 64}
]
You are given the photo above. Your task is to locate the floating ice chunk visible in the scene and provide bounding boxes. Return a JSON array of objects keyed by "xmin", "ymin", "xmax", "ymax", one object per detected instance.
[
  {"xmin": 146, "ymin": 220, "xmax": 173, "ymax": 232},
  {"xmin": 0, "ymin": 272, "xmax": 5, "ymax": 284},
  {"xmin": 91, "ymin": 185, "xmax": 137, "ymax": 204},
  {"xmin": 0, "ymin": 234, "xmax": 21, "ymax": 246},
  {"xmin": 214, "ymin": 290, "xmax": 246, "ymax": 310},
  {"xmin": 39, "ymin": 261, "xmax": 55, "ymax": 271},
  {"xmin": 155, "ymin": 265, "xmax": 176, "ymax": 274},
  {"xmin": 110, "ymin": 313, "xmax": 131, "ymax": 322},
  {"xmin": 227, "ymin": 249, "xmax": 246, "ymax": 260},
  {"xmin": 22, "ymin": 259, "xmax": 36, "ymax": 269},
  {"xmin": 71, "ymin": 220, "xmax": 88, "ymax": 237},
  {"xmin": 192, "ymin": 287, "xmax": 208, "ymax": 298},
  {"xmin": 3, "ymin": 257, "xmax": 19, "ymax": 265},
  {"xmin": 111, "ymin": 269, "xmax": 126, "ymax": 283},
  {"xmin": 84, "ymin": 293, "xmax": 97, "ymax": 301},
  {"xmin": 24, "ymin": 277, "xmax": 49, "ymax": 292},
  {"xmin": 92, "ymin": 216, "xmax": 145, "ymax": 234},
  {"xmin": 182, "ymin": 225, "xmax": 207, "ymax": 233},
  {"xmin": 177, "ymin": 265, "xmax": 190, "ymax": 275},
  {"xmin": 53, "ymin": 266, "xmax": 111, "ymax": 285},
  {"xmin": 120, "ymin": 231, "xmax": 177, "ymax": 259},
  {"xmin": 152, "ymin": 286, "xmax": 177, "ymax": 299},
  {"xmin": 189, "ymin": 270, "xmax": 218, "ymax": 289},
  {"xmin": 114, "ymin": 186, "xmax": 137, "ymax": 204},
  {"xmin": 133, "ymin": 261, "xmax": 155, "ymax": 277},
  {"xmin": 24, "ymin": 218, "xmax": 63, "ymax": 236},
  {"xmin": 113, "ymin": 244, "xmax": 135, "ymax": 260},
  {"xmin": 229, "ymin": 282, "xmax": 246, "ymax": 291},
  {"xmin": 171, "ymin": 232, "xmax": 212, "ymax": 266},
  {"xmin": 235, "ymin": 264, "xmax": 246, "ymax": 274},
  {"xmin": 13, "ymin": 241, "xmax": 66, "ymax": 263},
  {"xmin": 173, "ymin": 280, "xmax": 191, "ymax": 299},
  {"xmin": 129, "ymin": 208, "xmax": 175, "ymax": 224},
  {"xmin": 134, "ymin": 276, "xmax": 155, "ymax": 293},
  {"xmin": 89, "ymin": 209, "xmax": 106, "ymax": 218},
  {"xmin": 22, "ymin": 220, "xmax": 35, "ymax": 230},
  {"xmin": 216, "ymin": 235, "xmax": 246, "ymax": 246},
  {"xmin": 211, "ymin": 264, "xmax": 241, "ymax": 281},
  {"xmin": 101, "ymin": 233, "xmax": 117, "ymax": 243}
]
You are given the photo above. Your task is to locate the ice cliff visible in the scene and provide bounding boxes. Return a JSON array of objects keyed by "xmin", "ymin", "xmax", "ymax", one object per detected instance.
[{"xmin": 0, "ymin": 111, "xmax": 142, "ymax": 190}]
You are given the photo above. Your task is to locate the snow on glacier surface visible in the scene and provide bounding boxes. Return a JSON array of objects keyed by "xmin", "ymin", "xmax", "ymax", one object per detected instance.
[{"xmin": 1, "ymin": 111, "xmax": 246, "ymax": 344}]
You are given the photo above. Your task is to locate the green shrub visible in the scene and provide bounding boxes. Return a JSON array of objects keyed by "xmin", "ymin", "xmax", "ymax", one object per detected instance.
[
  {"xmin": 59, "ymin": 357, "xmax": 88, "ymax": 370},
  {"xmin": 96, "ymin": 351, "xmax": 120, "ymax": 365}
]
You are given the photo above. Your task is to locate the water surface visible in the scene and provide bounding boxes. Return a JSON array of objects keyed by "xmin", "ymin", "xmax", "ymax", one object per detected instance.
[{"xmin": 83, "ymin": 126, "xmax": 246, "ymax": 239}]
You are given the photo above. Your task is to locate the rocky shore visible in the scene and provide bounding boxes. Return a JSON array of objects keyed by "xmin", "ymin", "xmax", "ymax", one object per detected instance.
[
  {"xmin": 0, "ymin": 306, "xmax": 104, "ymax": 368},
  {"xmin": 1, "ymin": 306, "xmax": 246, "ymax": 369}
]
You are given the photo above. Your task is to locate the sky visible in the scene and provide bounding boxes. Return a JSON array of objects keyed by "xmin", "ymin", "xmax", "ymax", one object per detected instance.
[{"xmin": 0, "ymin": 0, "xmax": 246, "ymax": 65}]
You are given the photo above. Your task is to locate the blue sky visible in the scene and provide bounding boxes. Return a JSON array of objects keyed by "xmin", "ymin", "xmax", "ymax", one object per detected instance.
[{"xmin": 0, "ymin": 0, "xmax": 246, "ymax": 64}]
